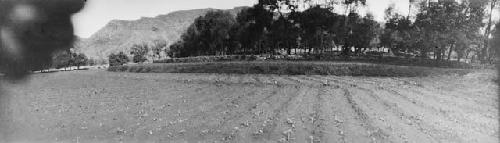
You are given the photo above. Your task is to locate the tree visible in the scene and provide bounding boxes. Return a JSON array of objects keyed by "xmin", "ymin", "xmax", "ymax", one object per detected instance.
[
  {"xmin": 341, "ymin": 0, "xmax": 367, "ymax": 55},
  {"xmin": 492, "ymin": 23, "xmax": 500, "ymax": 60},
  {"xmin": 298, "ymin": 6, "xmax": 338, "ymax": 54},
  {"xmin": 198, "ymin": 10, "xmax": 236, "ymax": 55},
  {"xmin": 234, "ymin": 5, "xmax": 273, "ymax": 54},
  {"xmin": 170, "ymin": 10, "xmax": 237, "ymax": 57},
  {"xmin": 343, "ymin": 0, "xmax": 366, "ymax": 12},
  {"xmin": 380, "ymin": 4, "xmax": 398, "ymax": 51},
  {"xmin": 410, "ymin": 0, "xmax": 487, "ymax": 61},
  {"xmin": 447, "ymin": 0, "xmax": 486, "ymax": 62},
  {"xmin": 52, "ymin": 50, "xmax": 72, "ymax": 70},
  {"xmin": 350, "ymin": 14, "xmax": 380, "ymax": 55},
  {"xmin": 381, "ymin": 2, "xmax": 420, "ymax": 58},
  {"xmin": 268, "ymin": 15, "xmax": 300, "ymax": 55},
  {"xmin": 258, "ymin": 0, "xmax": 338, "ymax": 13},
  {"xmin": 72, "ymin": 53, "xmax": 88, "ymax": 70},
  {"xmin": 130, "ymin": 43, "xmax": 149, "ymax": 63},
  {"xmin": 258, "ymin": 0, "xmax": 299, "ymax": 15},
  {"xmin": 167, "ymin": 41, "xmax": 183, "ymax": 58},
  {"xmin": 151, "ymin": 39, "xmax": 167, "ymax": 60},
  {"xmin": 482, "ymin": 0, "xmax": 498, "ymax": 63},
  {"xmin": 108, "ymin": 52, "xmax": 129, "ymax": 66}
]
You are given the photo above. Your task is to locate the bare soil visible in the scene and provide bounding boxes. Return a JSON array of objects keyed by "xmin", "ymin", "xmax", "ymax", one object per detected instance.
[{"xmin": 0, "ymin": 69, "xmax": 497, "ymax": 143}]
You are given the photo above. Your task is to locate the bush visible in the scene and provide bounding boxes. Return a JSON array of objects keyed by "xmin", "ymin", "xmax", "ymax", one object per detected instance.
[
  {"xmin": 130, "ymin": 43, "xmax": 149, "ymax": 63},
  {"xmin": 108, "ymin": 52, "xmax": 129, "ymax": 66}
]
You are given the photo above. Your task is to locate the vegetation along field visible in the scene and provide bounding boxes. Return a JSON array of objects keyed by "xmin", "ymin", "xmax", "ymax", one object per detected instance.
[
  {"xmin": 108, "ymin": 61, "xmax": 472, "ymax": 77},
  {"xmin": 0, "ymin": 68, "xmax": 497, "ymax": 143}
]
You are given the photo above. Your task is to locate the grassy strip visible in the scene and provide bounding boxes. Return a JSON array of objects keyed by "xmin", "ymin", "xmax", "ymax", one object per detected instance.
[
  {"xmin": 154, "ymin": 55, "xmax": 474, "ymax": 69},
  {"xmin": 321, "ymin": 57, "xmax": 473, "ymax": 69},
  {"xmin": 108, "ymin": 61, "xmax": 471, "ymax": 77}
]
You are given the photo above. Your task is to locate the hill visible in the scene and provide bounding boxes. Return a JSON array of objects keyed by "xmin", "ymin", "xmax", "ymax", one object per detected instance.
[{"xmin": 76, "ymin": 7, "xmax": 247, "ymax": 60}]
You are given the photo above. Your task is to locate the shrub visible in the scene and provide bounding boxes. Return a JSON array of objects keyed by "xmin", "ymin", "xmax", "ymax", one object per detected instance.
[
  {"xmin": 130, "ymin": 43, "xmax": 149, "ymax": 63},
  {"xmin": 108, "ymin": 52, "xmax": 129, "ymax": 66}
]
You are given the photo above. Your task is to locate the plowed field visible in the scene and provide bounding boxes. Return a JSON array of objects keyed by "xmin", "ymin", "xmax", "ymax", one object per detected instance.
[{"xmin": 0, "ymin": 69, "xmax": 497, "ymax": 143}]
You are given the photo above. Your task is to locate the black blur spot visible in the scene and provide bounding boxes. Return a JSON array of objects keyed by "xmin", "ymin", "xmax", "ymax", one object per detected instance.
[{"xmin": 0, "ymin": 0, "xmax": 86, "ymax": 79}]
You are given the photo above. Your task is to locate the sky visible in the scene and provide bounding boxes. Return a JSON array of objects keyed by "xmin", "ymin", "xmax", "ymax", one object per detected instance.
[{"xmin": 72, "ymin": 0, "xmax": 499, "ymax": 38}]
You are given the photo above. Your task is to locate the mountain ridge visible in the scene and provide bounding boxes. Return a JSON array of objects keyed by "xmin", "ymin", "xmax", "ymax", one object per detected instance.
[{"xmin": 76, "ymin": 6, "xmax": 247, "ymax": 60}]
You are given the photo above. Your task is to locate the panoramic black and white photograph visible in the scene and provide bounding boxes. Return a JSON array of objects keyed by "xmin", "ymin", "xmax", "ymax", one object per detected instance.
[{"xmin": 0, "ymin": 0, "xmax": 499, "ymax": 142}]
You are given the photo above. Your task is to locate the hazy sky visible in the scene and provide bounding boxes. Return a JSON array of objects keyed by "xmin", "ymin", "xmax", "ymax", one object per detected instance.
[{"xmin": 72, "ymin": 0, "xmax": 498, "ymax": 38}]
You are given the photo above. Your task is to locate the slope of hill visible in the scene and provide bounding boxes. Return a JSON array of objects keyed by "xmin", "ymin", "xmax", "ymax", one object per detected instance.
[{"xmin": 78, "ymin": 7, "xmax": 246, "ymax": 60}]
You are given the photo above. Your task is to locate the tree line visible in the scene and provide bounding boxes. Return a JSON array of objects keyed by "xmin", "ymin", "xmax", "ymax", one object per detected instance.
[
  {"xmin": 381, "ymin": 0, "xmax": 495, "ymax": 62},
  {"xmin": 166, "ymin": 0, "xmax": 498, "ymax": 64},
  {"xmin": 108, "ymin": 40, "xmax": 168, "ymax": 66},
  {"xmin": 49, "ymin": 49, "xmax": 89, "ymax": 71}
]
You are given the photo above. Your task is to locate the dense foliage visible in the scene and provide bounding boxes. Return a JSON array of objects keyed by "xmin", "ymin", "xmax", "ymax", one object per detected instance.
[
  {"xmin": 108, "ymin": 52, "xmax": 130, "ymax": 66},
  {"xmin": 168, "ymin": 4, "xmax": 381, "ymax": 58},
  {"xmin": 166, "ymin": 0, "xmax": 496, "ymax": 64},
  {"xmin": 52, "ymin": 49, "xmax": 89, "ymax": 70},
  {"xmin": 151, "ymin": 40, "xmax": 167, "ymax": 60},
  {"xmin": 149, "ymin": 0, "xmax": 498, "ymax": 66},
  {"xmin": 130, "ymin": 43, "xmax": 150, "ymax": 63}
]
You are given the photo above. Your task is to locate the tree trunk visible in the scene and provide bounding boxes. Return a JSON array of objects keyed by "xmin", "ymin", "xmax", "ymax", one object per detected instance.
[
  {"xmin": 480, "ymin": 46, "xmax": 487, "ymax": 63},
  {"xmin": 447, "ymin": 43, "xmax": 454, "ymax": 61},
  {"xmin": 482, "ymin": 0, "xmax": 497, "ymax": 64},
  {"xmin": 435, "ymin": 48, "xmax": 438, "ymax": 60},
  {"xmin": 320, "ymin": 34, "xmax": 324, "ymax": 54},
  {"xmin": 440, "ymin": 48, "xmax": 445, "ymax": 60},
  {"xmin": 260, "ymin": 41, "xmax": 264, "ymax": 55},
  {"xmin": 342, "ymin": 44, "xmax": 350, "ymax": 56},
  {"xmin": 420, "ymin": 46, "xmax": 428, "ymax": 59},
  {"xmin": 465, "ymin": 51, "xmax": 470, "ymax": 60},
  {"xmin": 243, "ymin": 45, "xmax": 246, "ymax": 55},
  {"xmin": 487, "ymin": 48, "xmax": 494, "ymax": 64},
  {"xmin": 435, "ymin": 46, "xmax": 444, "ymax": 61},
  {"xmin": 354, "ymin": 47, "xmax": 360, "ymax": 55}
]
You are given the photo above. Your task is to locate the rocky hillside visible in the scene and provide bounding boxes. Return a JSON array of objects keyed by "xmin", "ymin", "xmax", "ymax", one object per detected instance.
[{"xmin": 77, "ymin": 7, "xmax": 246, "ymax": 60}]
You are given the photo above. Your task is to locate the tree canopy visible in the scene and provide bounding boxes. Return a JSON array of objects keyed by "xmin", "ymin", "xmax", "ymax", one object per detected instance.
[
  {"xmin": 165, "ymin": 0, "xmax": 496, "ymax": 64},
  {"xmin": 108, "ymin": 52, "xmax": 129, "ymax": 66},
  {"xmin": 130, "ymin": 43, "xmax": 149, "ymax": 63},
  {"xmin": 169, "ymin": 10, "xmax": 237, "ymax": 57}
]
